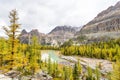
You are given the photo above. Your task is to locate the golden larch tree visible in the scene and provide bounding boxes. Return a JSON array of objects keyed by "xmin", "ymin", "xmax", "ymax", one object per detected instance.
[{"xmin": 3, "ymin": 9, "xmax": 20, "ymax": 70}]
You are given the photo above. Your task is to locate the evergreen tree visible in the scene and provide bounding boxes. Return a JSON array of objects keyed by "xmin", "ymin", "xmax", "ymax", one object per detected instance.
[
  {"xmin": 77, "ymin": 59, "xmax": 82, "ymax": 74},
  {"xmin": 95, "ymin": 66, "xmax": 101, "ymax": 80},
  {"xmin": 73, "ymin": 63, "xmax": 80, "ymax": 80},
  {"xmin": 48, "ymin": 56, "xmax": 52, "ymax": 75},
  {"xmin": 69, "ymin": 66, "xmax": 73, "ymax": 80},
  {"xmin": 86, "ymin": 66, "xmax": 95, "ymax": 80},
  {"xmin": 52, "ymin": 62, "xmax": 58, "ymax": 77},
  {"xmin": 63, "ymin": 66, "xmax": 69, "ymax": 80}
]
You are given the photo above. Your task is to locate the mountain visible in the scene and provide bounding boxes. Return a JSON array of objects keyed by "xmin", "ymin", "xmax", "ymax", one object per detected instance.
[
  {"xmin": 48, "ymin": 26, "xmax": 80, "ymax": 44},
  {"xmin": 20, "ymin": 29, "xmax": 28, "ymax": 35},
  {"xmin": 19, "ymin": 26, "xmax": 80, "ymax": 45},
  {"xmin": 19, "ymin": 29, "xmax": 45, "ymax": 44},
  {"xmin": 78, "ymin": 1, "xmax": 120, "ymax": 40},
  {"xmin": 49, "ymin": 26, "xmax": 80, "ymax": 34}
]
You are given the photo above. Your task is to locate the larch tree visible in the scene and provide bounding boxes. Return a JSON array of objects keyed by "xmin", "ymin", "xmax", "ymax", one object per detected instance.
[
  {"xmin": 3, "ymin": 9, "xmax": 20, "ymax": 70},
  {"xmin": 86, "ymin": 66, "xmax": 95, "ymax": 80},
  {"xmin": 0, "ymin": 38, "xmax": 7, "ymax": 67},
  {"xmin": 95, "ymin": 66, "xmax": 101, "ymax": 80},
  {"xmin": 48, "ymin": 56, "xmax": 52, "ymax": 75},
  {"xmin": 73, "ymin": 63, "xmax": 80, "ymax": 80},
  {"xmin": 111, "ymin": 61, "xmax": 120, "ymax": 80},
  {"xmin": 77, "ymin": 59, "xmax": 82, "ymax": 74},
  {"xmin": 26, "ymin": 35, "xmax": 41, "ymax": 75},
  {"xmin": 63, "ymin": 66, "xmax": 69, "ymax": 80}
]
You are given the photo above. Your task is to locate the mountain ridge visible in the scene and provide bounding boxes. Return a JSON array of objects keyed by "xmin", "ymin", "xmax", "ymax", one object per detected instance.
[
  {"xmin": 19, "ymin": 26, "xmax": 80, "ymax": 45},
  {"xmin": 79, "ymin": 1, "xmax": 120, "ymax": 34}
]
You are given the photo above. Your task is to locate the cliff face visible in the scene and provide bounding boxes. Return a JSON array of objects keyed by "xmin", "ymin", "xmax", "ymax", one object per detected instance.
[{"xmin": 80, "ymin": 1, "xmax": 120, "ymax": 34}]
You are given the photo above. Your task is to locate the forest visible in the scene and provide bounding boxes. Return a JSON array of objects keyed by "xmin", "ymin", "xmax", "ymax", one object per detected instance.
[{"xmin": 61, "ymin": 39, "xmax": 120, "ymax": 61}]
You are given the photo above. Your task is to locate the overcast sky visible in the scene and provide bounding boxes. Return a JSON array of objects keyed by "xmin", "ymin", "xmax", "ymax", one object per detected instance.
[{"xmin": 0, "ymin": 0, "xmax": 120, "ymax": 36}]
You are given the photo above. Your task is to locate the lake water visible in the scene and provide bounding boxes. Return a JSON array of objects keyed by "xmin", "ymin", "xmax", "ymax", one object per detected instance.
[{"xmin": 41, "ymin": 50, "xmax": 61, "ymax": 62}]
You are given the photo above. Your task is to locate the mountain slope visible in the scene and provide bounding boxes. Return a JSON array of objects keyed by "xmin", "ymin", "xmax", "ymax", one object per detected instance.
[{"xmin": 80, "ymin": 1, "xmax": 120, "ymax": 34}]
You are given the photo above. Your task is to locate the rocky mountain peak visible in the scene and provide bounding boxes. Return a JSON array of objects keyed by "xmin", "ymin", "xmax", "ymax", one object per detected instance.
[
  {"xmin": 96, "ymin": 1, "xmax": 120, "ymax": 18},
  {"xmin": 47, "ymin": 26, "xmax": 81, "ymax": 44},
  {"xmin": 19, "ymin": 29, "xmax": 46, "ymax": 44},
  {"xmin": 21, "ymin": 29, "xmax": 28, "ymax": 35},
  {"xmin": 29, "ymin": 29, "xmax": 40, "ymax": 36},
  {"xmin": 49, "ymin": 25, "xmax": 80, "ymax": 34}
]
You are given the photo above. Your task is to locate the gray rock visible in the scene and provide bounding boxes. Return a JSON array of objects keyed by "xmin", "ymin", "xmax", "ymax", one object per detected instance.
[{"xmin": 77, "ymin": 1, "xmax": 120, "ymax": 40}]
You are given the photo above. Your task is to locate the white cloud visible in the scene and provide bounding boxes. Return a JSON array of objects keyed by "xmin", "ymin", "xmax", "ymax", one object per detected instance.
[{"xmin": 0, "ymin": 0, "xmax": 120, "ymax": 35}]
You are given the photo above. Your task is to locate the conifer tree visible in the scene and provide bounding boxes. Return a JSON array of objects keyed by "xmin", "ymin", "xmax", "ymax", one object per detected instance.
[
  {"xmin": 28, "ymin": 36, "xmax": 41, "ymax": 75},
  {"xmin": 0, "ymin": 38, "xmax": 7, "ymax": 67},
  {"xmin": 77, "ymin": 59, "xmax": 82, "ymax": 74},
  {"xmin": 73, "ymin": 63, "xmax": 80, "ymax": 80},
  {"xmin": 48, "ymin": 56, "xmax": 52, "ymax": 75},
  {"xmin": 111, "ymin": 61, "xmax": 120, "ymax": 80},
  {"xmin": 31, "ymin": 36, "xmax": 41, "ymax": 67},
  {"xmin": 63, "ymin": 66, "xmax": 69, "ymax": 80},
  {"xmin": 86, "ymin": 66, "xmax": 95, "ymax": 80},
  {"xmin": 95, "ymin": 66, "xmax": 101, "ymax": 80},
  {"xmin": 52, "ymin": 62, "xmax": 59, "ymax": 77},
  {"xmin": 3, "ymin": 9, "xmax": 20, "ymax": 70},
  {"xmin": 69, "ymin": 66, "xmax": 73, "ymax": 80}
]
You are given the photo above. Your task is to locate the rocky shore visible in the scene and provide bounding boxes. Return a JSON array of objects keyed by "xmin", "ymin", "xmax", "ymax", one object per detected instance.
[
  {"xmin": 60, "ymin": 56, "xmax": 113, "ymax": 74},
  {"xmin": 0, "ymin": 70, "xmax": 52, "ymax": 80},
  {"xmin": 0, "ymin": 54, "xmax": 113, "ymax": 80}
]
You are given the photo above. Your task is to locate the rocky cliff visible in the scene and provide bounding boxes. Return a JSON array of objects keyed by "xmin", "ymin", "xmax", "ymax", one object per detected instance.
[{"xmin": 80, "ymin": 1, "xmax": 120, "ymax": 34}]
